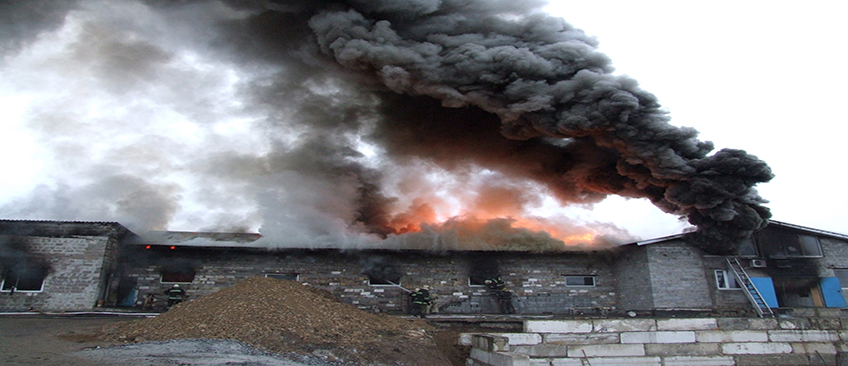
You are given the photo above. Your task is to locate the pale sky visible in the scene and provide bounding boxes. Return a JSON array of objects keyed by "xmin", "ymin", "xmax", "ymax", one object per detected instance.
[{"xmin": 0, "ymin": 1, "xmax": 845, "ymax": 242}]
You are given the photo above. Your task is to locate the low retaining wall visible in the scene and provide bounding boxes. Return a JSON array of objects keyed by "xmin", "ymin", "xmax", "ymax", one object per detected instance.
[{"xmin": 462, "ymin": 317, "xmax": 848, "ymax": 366}]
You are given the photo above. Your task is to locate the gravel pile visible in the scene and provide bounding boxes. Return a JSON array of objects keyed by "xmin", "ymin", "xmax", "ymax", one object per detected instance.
[{"xmin": 98, "ymin": 276, "xmax": 452, "ymax": 366}]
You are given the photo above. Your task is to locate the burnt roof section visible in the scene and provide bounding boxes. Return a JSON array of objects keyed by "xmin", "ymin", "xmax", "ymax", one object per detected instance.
[
  {"xmin": 134, "ymin": 231, "xmax": 263, "ymax": 247},
  {"xmin": 0, "ymin": 219, "xmax": 135, "ymax": 238}
]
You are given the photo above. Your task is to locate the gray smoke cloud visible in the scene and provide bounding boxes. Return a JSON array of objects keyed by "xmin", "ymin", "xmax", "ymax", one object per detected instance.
[{"xmin": 0, "ymin": 0, "xmax": 772, "ymax": 253}]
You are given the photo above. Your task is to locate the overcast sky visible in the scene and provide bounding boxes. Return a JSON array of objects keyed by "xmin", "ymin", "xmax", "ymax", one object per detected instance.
[{"xmin": 0, "ymin": 1, "xmax": 845, "ymax": 244}]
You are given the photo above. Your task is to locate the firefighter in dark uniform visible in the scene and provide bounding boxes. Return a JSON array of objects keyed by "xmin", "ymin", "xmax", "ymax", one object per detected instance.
[
  {"xmin": 409, "ymin": 287, "xmax": 432, "ymax": 318},
  {"xmin": 164, "ymin": 284, "xmax": 186, "ymax": 308},
  {"xmin": 485, "ymin": 276, "xmax": 515, "ymax": 314}
]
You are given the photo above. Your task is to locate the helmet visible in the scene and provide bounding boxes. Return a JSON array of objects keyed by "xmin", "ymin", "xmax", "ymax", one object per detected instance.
[
  {"xmin": 173, "ymin": 284, "xmax": 180, "ymax": 288},
  {"xmin": 422, "ymin": 285, "xmax": 430, "ymax": 290}
]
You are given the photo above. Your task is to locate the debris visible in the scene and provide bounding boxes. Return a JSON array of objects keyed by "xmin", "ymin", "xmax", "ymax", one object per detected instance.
[{"xmin": 98, "ymin": 276, "xmax": 451, "ymax": 365}]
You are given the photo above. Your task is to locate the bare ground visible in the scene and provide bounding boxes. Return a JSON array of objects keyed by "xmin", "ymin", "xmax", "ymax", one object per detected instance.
[{"xmin": 0, "ymin": 277, "xmax": 475, "ymax": 366}]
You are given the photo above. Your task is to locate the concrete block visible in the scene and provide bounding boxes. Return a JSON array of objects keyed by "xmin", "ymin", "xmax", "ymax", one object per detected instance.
[
  {"xmin": 747, "ymin": 318, "xmax": 779, "ymax": 330},
  {"xmin": 778, "ymin": 318, "xmax": 811, "ymax": 330},
  {"xmin": 511, "ymin": 345, "xmax": 569, "ymax": 357},
  {"xmin": 472, "ymin": 334, "xmax": 510, "ymax": 352},
  {"xmin": 720, "ymin": 342, "xmax": 792, "ymax": 354},
  {"xmin": 734, "ymin": 354, "xmax": 810, "ymax": 366},
  {"xmin": 644, "ymin": 343, "xmax": 720, "ymax": 356},
  {"xmin": 790, "ymin": 342, "xmax": 837, "ymax": 355},
  {"xmin": 661, "ymin": 356, "xmax": 735, "ymax": 366},
  {"xmin": 620, "ymin": 331, "xmax": 696, "ymax": 344},
  {"xmin": 459, "ymin": 333, "xmax": 475, "ymax": 346},
  {"xmin": 814, "ymin": 308, "xmax": 844, "ymax": 318},
  {"xmin": 469, "ymin": 348, "xmax": 531, "ymax": 366},
  {"xmin": 499, "ymin": 333, "xmax": 543, "ymax": 346},
  {"xmin": 579, "ymin": 357, "xmax": 661, "ymax": 366},
  {"xmin": 548, "ymin": 359, "xmax": 582, "ymax": 366},
  {"xmin": 716, "ymin": 317, "xmax": 749, "ymax": 330},
  {"xmin": 529, "ymin": 359, "xmax": 552, "ymax": 366},
  {"xmin": 769, "ymin": 330, "xmax": 839, "ymax": 342},
  {"xmin": 810, "ymin": 316, "xmax": 842, "ymax": 330},
  {"xmin": 695, "ymin": 330, "xmax": 769, "ymax": 343},
  {"xmin": 543, "ymin": 333, "xmax": 619, "ymax": 345},
  {"xmin": 567, "ymin": 344, "xmax": 645, "ymax": 357},
  {"xmin": 593, "ymin": 319, "xmax": 656, "ymax": 332},
  {"xmin": 657, "ymin": 318, "xmax": 717, "ymax": 331},
  {"xmin": 525, "ymin": 320, "xmax": 592, "ymax": 333}
]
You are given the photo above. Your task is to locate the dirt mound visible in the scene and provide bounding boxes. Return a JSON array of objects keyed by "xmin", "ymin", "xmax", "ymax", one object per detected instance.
[{"xmin": 99, "ymin": 277, "xmax": 452, "ymax": 366}]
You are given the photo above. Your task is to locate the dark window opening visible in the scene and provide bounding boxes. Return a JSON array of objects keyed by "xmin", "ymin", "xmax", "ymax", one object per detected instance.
[
  {"xmin": 368, "ymin": 274, "xmax": 401, "ymax": 286},
  {"xmin": 565, "ymin": 276, "xmax": 596, "ymax": 287},
  {"xmin": 773, "ymin": 277, "xmax": 821, "ymax": 307},
  {"xmin": 737, "ymin": 237, "xmax": 758, "ymax": 257},
  {"xmin": 1, "ymin": 268, "xmax": 48, "ymax": 292},
  {"xmin": 757, "ymin": 229, "xmax": 823, "ymax": 258},
  {"xmin": 266, "ymin": 273, "xmax": 299, "ymax": 281},
  {"xmin": 160, "ymin": 269, "xmax": 196, "ymax": 283},
  {"xmin": 469, "ymin": 276, "xmax": 487, "ymax": 286}
]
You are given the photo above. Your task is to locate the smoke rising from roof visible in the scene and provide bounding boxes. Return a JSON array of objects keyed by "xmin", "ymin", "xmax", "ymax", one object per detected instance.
[{"xmin": 0, "ymin": 0, "xmax": 772, "ymax": 253}]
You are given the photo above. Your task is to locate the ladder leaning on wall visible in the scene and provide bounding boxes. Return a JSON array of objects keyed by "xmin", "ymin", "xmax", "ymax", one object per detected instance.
[{"xmin": 726, "ymin": 257, "xmax": 775, "ymax": 318}]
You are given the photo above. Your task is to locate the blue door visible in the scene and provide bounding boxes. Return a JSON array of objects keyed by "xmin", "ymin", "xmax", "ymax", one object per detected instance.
[
  {"xmin": 750, "ymin": 277, "xmax": 779, "ymax": 308},
  {"xmin": 820, "ymin": 277, "xmax": 847, "ymax": 308}
]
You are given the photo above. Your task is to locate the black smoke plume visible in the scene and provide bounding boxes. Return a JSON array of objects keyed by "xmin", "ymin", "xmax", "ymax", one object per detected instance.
[{"xmin": 0, "ymin": 0, "xmax": 772, "ymax": 253}]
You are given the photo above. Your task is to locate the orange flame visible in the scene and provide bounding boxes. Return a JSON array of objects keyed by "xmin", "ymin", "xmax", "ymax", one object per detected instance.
[{"xmin": 385, "ymin": 197, "xmax": 599, "ymax": 248}]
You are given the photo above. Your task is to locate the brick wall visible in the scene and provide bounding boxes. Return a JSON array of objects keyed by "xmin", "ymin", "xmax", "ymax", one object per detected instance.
[
  {"xmin": 118, "ymin": 247, "xmax": 619, "ymax": 315},
  {"xmin": 0, "ymin": 235, "xmax": 112, "ymax": 311},
  {"xmin": 646, "ymin": 242, "xmax": 713, "ymax": 310},
  {"xmin": 614, "ymin": 246, "xmax": 654, "ymax": 311}
]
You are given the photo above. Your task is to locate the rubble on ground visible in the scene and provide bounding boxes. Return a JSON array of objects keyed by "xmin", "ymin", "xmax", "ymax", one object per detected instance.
[{"xmin": 98, "ymin": 276, "xmax": 452, "ymax": 366}]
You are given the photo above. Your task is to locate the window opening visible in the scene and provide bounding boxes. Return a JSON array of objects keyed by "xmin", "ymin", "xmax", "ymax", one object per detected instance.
[
  {"xmin": 468, "ymin": 277, "xmax": 487, "ymax": 287},
  {"xmin": 368, "ymin": 274, "xmax": 401, "ymax": 286},
  {"xmin": 564, "ymin": 276, "xmax": 595, "ymax": 287},
  {"xmin": 160, "ymin": 269, "xmax": 196, "ymax": 284},
  {"xmin": 715, "ymin": 270, "xmax": 741, "ymax": 290},
  {"xmin": 1, "ymin": 268, "xmax": 47, "ymax": 292},
  {"xmin": 265, "ymin": 273, "xmax": 299, "ymax": 281}
]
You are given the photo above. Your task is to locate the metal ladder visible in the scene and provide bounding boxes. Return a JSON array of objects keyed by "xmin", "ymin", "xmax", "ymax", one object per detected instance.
[{"xmin": 726, "ymin": 257, "xmax": 775, "ymax": 318}]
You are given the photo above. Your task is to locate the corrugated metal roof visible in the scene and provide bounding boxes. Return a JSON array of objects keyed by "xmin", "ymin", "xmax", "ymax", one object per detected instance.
[{"xmin": 134, "ymin": 231, "xmax": 263, "ymax": 247}]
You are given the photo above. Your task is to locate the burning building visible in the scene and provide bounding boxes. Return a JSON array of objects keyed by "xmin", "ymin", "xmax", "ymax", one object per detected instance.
[{"xmin": 3, "ymin": 219, "xmax": 848, "ymax": 319}]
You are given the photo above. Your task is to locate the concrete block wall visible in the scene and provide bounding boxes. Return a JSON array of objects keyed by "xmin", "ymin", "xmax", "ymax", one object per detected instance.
[
  {"xmin": 464, "ymin": 317, "xmax": 848, "ymax": 366},
  {"xmin": 0, "ymin": 235, "xmax": 112, "ymax": 311},
  {"xmin": 119, "ymin": 248, "xmax": 618, "ymax": 314},
  {"xmin": 645, "ymin": 243, "xmax": 713, "ymax": 310}
]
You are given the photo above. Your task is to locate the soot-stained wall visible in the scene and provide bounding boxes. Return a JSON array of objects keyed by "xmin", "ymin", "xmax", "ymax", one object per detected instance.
[
  {"xmin": 117, "ymin": 246, "xmax": 619, "ymax": 315},
  {"xmin": 0, "ymin": 221, "xmax": 130, "ymax": 311}
]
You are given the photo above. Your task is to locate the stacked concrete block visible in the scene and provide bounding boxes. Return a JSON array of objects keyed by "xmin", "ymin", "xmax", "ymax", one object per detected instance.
[{"xmin": 465, "ymin": 317, "xmax": 848, "ymax": 366}]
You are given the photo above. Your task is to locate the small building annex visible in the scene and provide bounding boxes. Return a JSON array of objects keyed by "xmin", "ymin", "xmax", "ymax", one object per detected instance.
[{"xmin": 1, "ymin": 219, "xmax": 847, "ymax": 317}]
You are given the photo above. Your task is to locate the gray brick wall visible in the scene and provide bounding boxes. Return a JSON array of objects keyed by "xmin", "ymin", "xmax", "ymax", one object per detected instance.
[
  {"xmin": 0, "ymin": 235, "xmax": 111, "ymax": 311},
  {"xmin": 118, "ymin": 248, "xmax": 619, "ymax": 315},
  {"xmin": 645, "ymin": 242, "xmax": 712, "ymax": 310},
  {"xmin": 614, "ymin": 245, "xmax": 654, "ymax": 311}
]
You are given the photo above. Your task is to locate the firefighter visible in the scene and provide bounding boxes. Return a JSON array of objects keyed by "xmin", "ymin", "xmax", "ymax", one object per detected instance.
[
  {"xmin": 409, "ymin": 287, "xmax": 432, "ymax": 318},
  {"xmin": 484, "ymin": 276, "xmax": 505, "ymax": 291},
  {"xmin": 484, "ymin": 276, "xmax": 514, "ymax": 314},
  {"xmin": 164, "ymin": 284, "xmax": 186, "ymax": 308}
]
